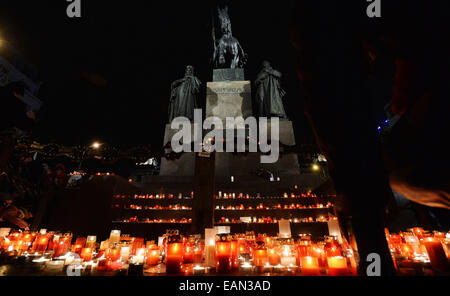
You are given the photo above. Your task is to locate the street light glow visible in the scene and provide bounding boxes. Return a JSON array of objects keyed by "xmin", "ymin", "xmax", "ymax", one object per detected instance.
[
  {"xmin": 312, "ymin": 164, "xmax": 320, "ymax": 172},
  {"xmin": 91, "ymin": 142, "xmax": 101, "ymax": 149}
]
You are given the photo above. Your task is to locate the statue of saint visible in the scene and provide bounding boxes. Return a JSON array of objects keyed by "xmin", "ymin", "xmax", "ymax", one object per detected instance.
[
  {"xmin": 255, "ymin": 61, "xmax": 288, "ymax": 119},
  {"xmin": 212, "ymin": 6, "xmax": 247, "ymax": 69},
  {"xmin": 168, "ymin": 66, "xmax": 201, "ymax": 122}
]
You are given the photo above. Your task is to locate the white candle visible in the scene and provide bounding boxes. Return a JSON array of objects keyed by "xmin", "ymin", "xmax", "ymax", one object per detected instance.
[
  {"xmin": 109, "ymin": 230, "xmax": 121, "ymax": 244},
  {"xmin": 280, "ymin": 256, "xmax": 296, "ymax": 267},
  {"xmin": 205, "ymin": 240, "xmax": 216, "ymax": 268},
  {"xmin": 86, "ymin": 236, "xmax": 97, "ymax": 248},
  {"xmin": 131, "ymin": 248, "xmax": 145, "ymax": 264},
  {"xmin": 121, "ymin": 246, "xmax": 130, "ymax": 262}
]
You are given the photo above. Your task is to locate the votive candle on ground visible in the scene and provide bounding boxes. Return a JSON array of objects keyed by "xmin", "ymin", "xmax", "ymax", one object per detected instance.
[
  {"xmin": 422, "ymin": 237, "xmax": 450, "ymax": 272},
  {"xmin": 80, "ymin": 248, "xmax": 93, "ymax": 262},
  {"xmin": 166, "ymin": 242, "xmax": 183, "ymax": 274},
  {"xmin": 110, "ymin": 230, "xmax": 121, "ymax": 244},
  {"xmin": 215, "ymin": 238, "xmax": 232, "ymax": 273},
  {"xmin": 301, "ymin": 256, "xmax": 320, "ymax": 276},
  {"xmin": 327, "ymin": 256, "xmax": 349, "ymax": 276}
]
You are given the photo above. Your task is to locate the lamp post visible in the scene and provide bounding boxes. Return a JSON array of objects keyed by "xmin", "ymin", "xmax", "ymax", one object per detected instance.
[{"xmin": 78, "ymin": 142, "xmax": 102, "ymax": 171}]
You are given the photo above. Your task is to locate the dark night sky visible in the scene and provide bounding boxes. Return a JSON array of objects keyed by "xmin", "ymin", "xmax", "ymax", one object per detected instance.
[{"xmin": 0, "ymin": 0, "xmax": 320, "ymax": 148}]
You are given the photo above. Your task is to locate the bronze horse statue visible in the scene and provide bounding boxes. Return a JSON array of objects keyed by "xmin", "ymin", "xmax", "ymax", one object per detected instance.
[{"xmin": 212, "ymin": 6, "xmax": 247, "ymax": 69}]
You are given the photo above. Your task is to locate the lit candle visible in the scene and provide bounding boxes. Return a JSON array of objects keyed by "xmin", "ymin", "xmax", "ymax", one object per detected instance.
[
  {"xmin": 74, "ymin": 237, "xmax": 86, "ymax": 248},
  {"xmin": 99, "ymin": 240, "xmax": 110, "ymax": 251},
  {"xmin": 205, "ymin": 228, "xmax": 217, "ymax": 268},
  {"xmin": 411, "ymin": 227, "xmax": 425, "ymax": 239},
  {"xmin": 280, "ymin": 245, "xmax": 296, "ymax": 267},
  {"xmin": 280, "ymin": 255, "xmax": 296, "ymax": 267},
  {"xmin": 80, "ymin": 248, "xmax": 93, "ymax": 262},
  {"xmin": 254, "ymin": 248, "xmax": 268, "ymax": 267},
  {"xmin": 215, "ymin": 235, "xmax": 232, "ymax": 273},
  {"xmin": 146, "ymin": 246, "xmax": 160, "ymax": 266},
  {"xmin": 33, "ymin": 235, "xmax": 49, "ymax": 254},
  {"xmin": 193, "ymin": 265, "xmax": 206, "ymax": 275},
  {"xmin": 327, "ymin": 256, "xmax": 349, "ymax": 276},
  {"xmin": 183, "ymin": 244, "xmax": 194, "ymax": 264},
  {"xmin": 86, "ymin": 236, "xmax": 97, "ymax": 248},
  {"xmin": 422, "ymin": 237, "xmax": 450, "ymax": 272},
  {"xmin": 121, "ymin": 246, "xmax": 131, "ymax": 262},
  {"xmin": 324, "ymin": 236, "xmax": 342, "ymax": 257},
  {"xmin": 300, "ymin": 256, "xmax": 320, "ymax": 276},
  {"xmin": 297, "ymin": 240, "xmax": 313, "ymax": 265},
  {"xmin": 109, "ymin": 230, "xmax": 121, "ymax": 244},
  {"xmin": 230, "ymin": 239, "xmax": 239, "ymax": 269},
  {"xmin": 71, "ymin": 244, "xmax": 83, "ymax": 255},
  {"xmin": 131, "ymin": 248, "xmax": 145, "ymax": 265},
  {"xmin": 166, "ymin": 240, "xmax": 183, "ymax": 274},
  {"xmin": 193, "ymin": 247, "xmax": 203, "ymax": 264},
  {"xmin": 53, "ymin": 240, "xmax": 70, "ymax": 258},
  {"xmin": 108, "ymin": 247, "xmax": 121, "ymax": 262},
  {"xmin": 268, "ymin": 248, "xmax": 281, "ymax": 266}
]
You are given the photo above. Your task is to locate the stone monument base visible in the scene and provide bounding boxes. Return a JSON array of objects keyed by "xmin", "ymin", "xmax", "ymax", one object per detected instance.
[{"xmin": 206, "ymin": 80, "xmax": 252, "ymax": 122}]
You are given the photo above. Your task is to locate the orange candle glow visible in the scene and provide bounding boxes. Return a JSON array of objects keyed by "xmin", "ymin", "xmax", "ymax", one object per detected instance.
[
  {"xmin": 71, "ymin": 244, "xmax": 83, "ymax": 254},
  {"xmin": 411, "ymin": 227, "xmax": 425, "ymax": 239},
  {"xmin": 33, "ymin": 235, "xmax": 49, "ymax": 253},
  {"xmin": 74, "ymin": 237, "xmax": 86, "ymax": 248},
  {"xmin": 183, "ymin": 244, "xmax": 194, "ymax": 263},
  {"xmin": 268, "ymin": 248, "xmax": 281, "ymax": 266},
  {"xmin": 53, "ymin": 241, "xmax": 70, "ymax": 258},
  {"xmin": 166, "ymin": 242, "xmax": 183, "ymax": 274},
  {"xmin": 80, "ymin": 248, "xmax": 93, "ymax": 262},
  {"xmin": 146, "ymin": 247, "xmax": 160, "ymax": 266},
  {"xmin": 254, "ymin": 249, "xmax": 268, "ymax": 267},
  {"xmin": 193, "ymin": 247, "xmax": 203, "ymax": 264},
  {"xmin": 231, "ymin": 240, "xmax": 239, "ymax": 269},
  {"xmin": 301, "ymin": 256, "xmax": 320, "ymax": 276},
  {"xmin": 216, "ymin": 240, "xmax": 232, "ymax": 273},
  {"xmin": 237, "ymin": 237, "xmax": 246, "ymax": 255},
  {"xmin": 297, "ymin": 241, "xmax": 313, "ymax": 257},
  {"xmin": 400, "ymin": 244, "xmax": 414, "ymax": 259},
  {"xmin": 108, "ymin": 248, "xmax": 121, "ymax": 262},
  {"xmin": 422, "ymin": 237, "xmax": 450, "ymax": 272},
  {"xmin": 327, "ymin": 256, "xmax": 349, "ymax": 276}
]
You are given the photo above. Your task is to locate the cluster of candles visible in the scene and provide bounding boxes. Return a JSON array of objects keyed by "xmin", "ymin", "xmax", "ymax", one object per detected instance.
[
  {"xmin": 217, "ymin": 216, "xmax": 331, "ymax": 224},
  {"xmin": 118, "ymin": 218, "xmax": 192, "ymax": 224},
  {"xmin": 115, "ymin": 192, "xmax": 324, "ymax": 201},
  {"xmin": 147, "ymin": 230, "xmax": 358, "ymax": 276},
  {"xmin": 216, "ymin": 192, "xmax": 320, "ymax": 200},
  {"xmin": 0, "ymin": 228, "xmax": 355, "ymax": 276},
  {"xmin": 125, "ymin": 205, "xmax": 192, "ymax": 211},
  {"xmin": 215, "ymin": 202, "xmax": 333, "ymax": 211},
  {"xmin": 2, "ymin": 227, "xmax": 449, "ymax": 276},
  {"xmin": 126, "ymin": 194, "xmax": 194, "ymax": 200},
  {"xmin": 386, "ymin": 227, "xmax": 450, "ymax": 273}
]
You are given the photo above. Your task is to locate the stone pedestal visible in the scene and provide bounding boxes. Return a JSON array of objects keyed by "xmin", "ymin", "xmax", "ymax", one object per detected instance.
[
  {"xmin": 159, "ymin": 124, "xmax": 197, "ymax": 177},
  {"xmin": 214, "ymin": 120, "xmax": 300, "ymax": 180},
  {"xmin": 206, "ymin": 81, "xmax": 253, "ymax": 121}
]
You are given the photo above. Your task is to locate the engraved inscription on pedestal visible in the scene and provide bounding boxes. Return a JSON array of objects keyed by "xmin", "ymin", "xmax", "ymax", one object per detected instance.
[{"xmin": 206, "ymin": 81, "xmax": 253, "ymax": 122}]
